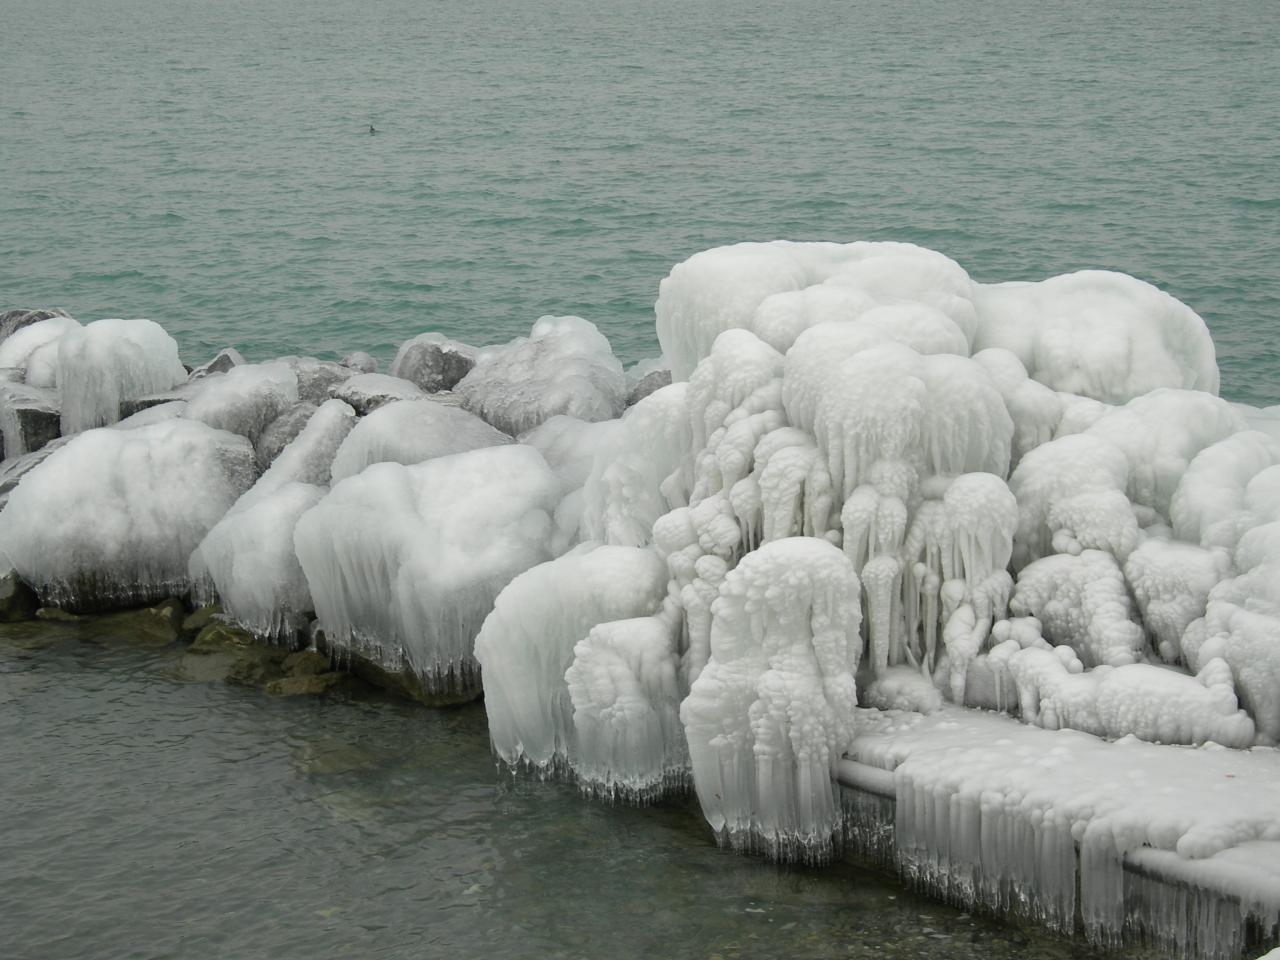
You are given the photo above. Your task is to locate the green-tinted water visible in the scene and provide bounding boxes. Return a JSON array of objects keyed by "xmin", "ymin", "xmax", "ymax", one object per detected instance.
[{"xmin": 2, "ymin": 0, "xmax": 1277, "ymax": 402}]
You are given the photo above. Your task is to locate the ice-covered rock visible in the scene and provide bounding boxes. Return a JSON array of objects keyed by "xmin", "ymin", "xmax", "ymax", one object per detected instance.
[
  {"xmin": 455, "ymin": 315, "xmax": 626, "ymax": 435},
  {"xmin": 254, "ymin": 401, "xmax": 319, "ymax": 469},
  {"xmin": 0, "ymin": 382, "xmax": 60, "ymax": 459},
  {"xmin": 681, "ymin": 537, "xmax": 862, "ymax": 863},
  {"xmin": 339, "ymin": 351, "xmax": 377, "ymax": 374},
  {"xmin": 189, "ymin": 347, "xmax": 244, "ymax": 380},
  {"xmin": 624, "ymin": 356, "xmax": 672, "ymax": 407},
  {"xmin": 329, "ymin": 398, "xmax": 511, "ymax": 483},
  {"xmin": 183, "ymin": 361, "xmax": 299, "ymax": 444},
  {"xmin": 190, "ymin": 400, "xmax": 356, "ymax": 639},
  {"xmin": 0, "ymin": 314, "xmax": 80, "ymax": 383},
  {"xmin": 389, "ymin": 332, "xmax": 476, "ymax": 392},
  {"xmin": 328, "ymin": 372, "xmax": 425, "ymax": 414},
  {"xmin": 295, "ymin": 444, "xmax": 562, "ymax": 695},
  {"xmin": 972, "ymin": 270, "xmax": 1220, "ymax": 403},
  {"xmin": 280, "ymin": 356, "xmax": 355, "ymax": 404},
  {"xmin": 0, "ymin": 308, "xmax": 69, "ymax": 346},
  {"xmin": 1124, "ymin": 538, "xmax": 1231, "ymax": 663},
  {"xmin": 55, "ymin": 319, "xmax": 187, "ymax": 434},
  {"xmin": 0, "ymin": 419, "xmax": 256, "ymax": 609},
  {"xmin": 477, "ymin": 545, "xmax": 669, "ymax": 775}
]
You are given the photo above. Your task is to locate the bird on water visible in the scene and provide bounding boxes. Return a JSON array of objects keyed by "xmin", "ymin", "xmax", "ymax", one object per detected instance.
[{"xmin": 369, "ymin": 124, "xmax": 377, "ymax": 135}]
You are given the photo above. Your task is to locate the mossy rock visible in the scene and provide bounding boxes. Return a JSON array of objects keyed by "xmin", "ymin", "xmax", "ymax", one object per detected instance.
[
  {"xmin": 189, "ymin": 621, "xmax": 259, "ymax": 653},
  {"xmin": 182, "ymin": 603, "xmax": 222, "ymax": 635},
  {"xmin": 284, "ymin": 650, "xmax": 332, "ymax": 678},
  {"xmin": 183, "ymin": 621, "xmax": 288, "ymax": 687},
  {"xmin": 265, "ymin": 672, "xmax": 349, "ymax": 697}
]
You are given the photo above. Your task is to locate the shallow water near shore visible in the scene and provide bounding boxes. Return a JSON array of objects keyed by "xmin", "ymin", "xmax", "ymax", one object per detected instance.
[{"xmin": 1, "ymin": 623, "xmax": 1157, "ymax": 960}]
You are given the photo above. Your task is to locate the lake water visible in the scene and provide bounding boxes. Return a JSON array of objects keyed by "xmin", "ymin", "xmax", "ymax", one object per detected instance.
[
  {"xmin": 1, "ymin": 0, "xmax": 1278, "ymax": 403},
  {"xmin": 1, "ymin": 0, "xmax": 1276, "ymax": 956}
]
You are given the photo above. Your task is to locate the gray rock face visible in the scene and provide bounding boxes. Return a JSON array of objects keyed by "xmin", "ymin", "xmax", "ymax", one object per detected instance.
[
  {"xmin": 189, "ymin": 347, "xmax": 245, "ymax": 380},
  {"xmin": 626, "ymin": 368, "xmax": 672, "ymax": 406},
  {"xmin": 328, "ymin": 373, "xmax": 425, "ymax": 415},
  {"xmin": 0, "ymin": 382, "xmax": 61, "ymax": 460},
  {"xmin": 340, "ymin": 352, "xmax": 377, "ymax": 374},
  {"xmin": 0, "ymin": 309, "xmax": 69, "ymax": 347},
  {"xmin": 281, "ymin": 356, "xmax": 355, "ymax": 404},
  {"xmin": 254, "ymin": 401, "xmax": 319, "ymax": 469},
  {"xmin": 389, "ymin": 333, "xmax": 477, "ymax": 393}
]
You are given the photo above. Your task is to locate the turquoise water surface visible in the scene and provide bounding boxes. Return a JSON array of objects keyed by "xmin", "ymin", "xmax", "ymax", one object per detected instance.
[{"xmin": 2, "ymin": 0, "xmax": 1278, "ymax": 402}]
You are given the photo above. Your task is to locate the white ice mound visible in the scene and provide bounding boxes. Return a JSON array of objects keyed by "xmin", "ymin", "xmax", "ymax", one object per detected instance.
[
  {"xmin": 972, "ymin": 270, "xmax": 1220, "ymax": 403},
  {"xmin": 455, "ymin": 315, "xmax": 626, "ymax": 434},
  {"xmin": 0, "ymin": 314, "xmax": 80, "ymax": 385},
  {"xmin": 189, "ymin": 400, "xmax": 356, "ymax": 639},
  {"xmin": 476, "ymin": 545, "xmax": 669, "ymax": 772},
  {"xmin": 329, "ymin": 398, "xmax": 511, "ymax": 483},
  {"xmin": 0, "ymin": 419, "xmax": 256, "ymax": 609},
  {"xmin": 565, "ymin": 609, "xmax": 688, "ymax": 800},
  {"xmin": 56, "ymin": 319, "xmax": 187, "ymax": 434},
  {"xmin": 183, "ymin": 361, "xmax": 300, "ymax": 444},
  {"xmin": 656, "ymin": 241, "xmax": 977, "ymax": 380},
  {"xmin": 680, "ymin": 537, "xmax": 862, "ymax": 863},
  {"xmin": 294, "ymin": 444, "xmax": 563, "ymax": 695}
]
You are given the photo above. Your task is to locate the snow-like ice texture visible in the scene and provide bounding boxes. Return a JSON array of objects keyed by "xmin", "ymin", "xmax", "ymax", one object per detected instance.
[
  {"xmin": 0, "ymin": 314, "xmax": 80, "ymax": 385},
  {"xmin": 55, "ymin": 319, "xmax": 187, "ymax": 434},
  {"xmin": 455, "ymin": 315, "xmax": 626, "ymax": 435},
  {"xmin": 655, "ymin": 241, "xmax": 978, "ymax": 380},
  {"xmin": 518, "ymin": 415, "xmax": 624, "ymax": 550},
  {"xmin": 1007, "ymin": 433, "xmax": 1138, "ymax": 567},
  {"xmin": 476, "ymin": 545, "xmax": 669, "ymax": 773},
  {"xmin": 1171, "ymin": 430, "xmax": 1280, "ymax": 550},
  {"xmin": 329, "ymin": 399, "xmax": 511, "ymax": 483},
  {"xmin": 295, "ymin": 444, "xmax": 563, "ymax": 694},
  {"xmin": 1010, "ymin": 550, "xmax": 1146, "ymax": 667},
  {"xmin": 580, "ymin": 382, "xmax": 693, "ymax": 547},
  {"xmin": 183, "ymin": 361, "xmax": 299, "ymax": 444},
  {"xmin": 971, "ymin": 270, "xmax": 1220, "ymax": 403},
  {"xmin": 680, "ymin": 537, "xmax": 862, "ymax": 863},
  {"xmin": 389, "ymin": 332, "xmax": 476, "ymax": 392},
  {"xmin": 971, "ymin": 348, "xmax": 1063, "ymax": 466},
  {"xmin": 190, "ymin": 400, "xmax": 356, "ymax": 639},
  {"xmin": 565, "ymin": 609, "xmax": 688, "ymax": 800},
  {"xmin": 862, "ymin": 665, "xmax": 943, "ymax": 714},
  {"xmin": 1124, "ymin": 538, "xmax": 1231, "ymax": 663},
  {"xmin": 327, "ymin": 371, "xmax": 425, "ymax": 414},
  {"xmin": 339, "ymin": 351, "xmax": 376, "ymax": 374},
  {"xmin": 852, "ymin": 707, "xmax": 1280, "ymax": 956},
  {"xmin": 0, "ymin": 419, "xmax": 256, "ymax": 609},
  {"xmin": 1094, "ymin": 660, "xmax": 1255, "ymax": 748}
]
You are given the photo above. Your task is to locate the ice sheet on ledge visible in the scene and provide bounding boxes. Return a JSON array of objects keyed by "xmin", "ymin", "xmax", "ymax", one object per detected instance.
[{"xmin": 846, "ymin": 705, "xmax": 1280, "ymax": 953}]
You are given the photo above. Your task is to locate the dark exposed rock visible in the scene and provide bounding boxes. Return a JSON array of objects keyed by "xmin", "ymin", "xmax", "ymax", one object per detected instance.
[
  {"xmin": 265, "ymin": 672, "xmax": 351, "ymax": 696},
  {"xmin": 182, "ymin": 620, "xmax": 288, "ymax": 687},
  {"xmin": 189, "ymin": 347, "xmax": 244, "ymax": 380},
  {"xmin": 0, "ymin": 309, "xmax": 69, "ymax": 346},
  {"xmin": 328, "ymin": 373, "xmax": 425, "ymax": 415},
  {"xmin": 0, "ymin": 382, "xmax": 60, "ymax": 459},
  {"xmin": 254, "ymin": 401, "xmax": 318, "ymax": 469},
  {"xmin": 182, "ymin": 603, "xmax": 222, "ymax": 635},
  {"xmin": 0, "ymin": 571, "xmax": 39, "ymax": 622},
  {"xmin": 389, "ymin": 333, "xmax": 477, "ymax": 393},
  {"xmin": 626, "ymin": 368, "xmax": 672, "ymax": 406},
  {"xmin": 281, "ymin": 356, "xmax": 355, "ymax": 404},
  {"xmin": 284, "ymin": 649, "xmax": 331, "ymax": 677}
]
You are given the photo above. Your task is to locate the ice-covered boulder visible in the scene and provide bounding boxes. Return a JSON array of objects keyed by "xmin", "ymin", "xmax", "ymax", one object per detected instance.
[
  {"xmin": 329, "ymin": 398, "xmax": 512, "ymax": 483},
  {"xmin": 455, "ymin": 316, "xmax": 626, "ymax": 435},
  {"xmin": 294, "ymin": 444, "xmax": 563, "ymax": 696},
  {"xmin": 189, "ymin": 347, "xmax": 244, "ymax": 380},
  {"xmin": 328, "ymin": 372, "xmax": 425, "ymax": 414},
  {"xmin": 476, "ymin": 545, "xmax": 669, "ymax": 773},
  {"xmin": 972, "ymin": 271, "xmax": 1220, "ymax": 403},
  {"xmin": 624, "ymin": 356, "xmax": 672, "ymax": 407},
  {"xmin": 280, "ymin": 356, "xmax": 355, "ymax": 404},
  {"xmin": 183, "ymin": 361, "xmax": 299, "ymax": 444},
  {"xmin": 339, "ymin": 351, "xmax": 377, "ymax": 374},
  {"xmin": 389, "ymin": 332, "xmax": 476, "ymax": 392},
  {"xmin": 190, "ymin": 399, "xmax": 356, "ymax": 639},
  {"xmin": 680, "ymin": 537, "xmax": 862, "ymax": 863},
  {"xmin": 0, "ymin": 382, "xmax": 60, "ymax": 459},
  {"xmin": 0, "ymin": 419, "xmax": 256, "ymax": 609},
  {"xmin": 55, "ymin": 319, "xmax": 187, "ymax": 434},
  {"xmin": 254, "ymin": 401, "xmax": 319, "ymax": 469},
  {"xmin": 0, "ymin": 308, "xmax": 69, "ymax": 346},
  {"xmin": 0, "ymin": 314, "xmax": 80, "ymax": 384}
]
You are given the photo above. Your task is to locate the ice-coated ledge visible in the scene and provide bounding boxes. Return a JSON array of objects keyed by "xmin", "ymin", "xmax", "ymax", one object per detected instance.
[{"xmin": 836, "ymin": 706, "xmax": 1280, "ymax": 959}]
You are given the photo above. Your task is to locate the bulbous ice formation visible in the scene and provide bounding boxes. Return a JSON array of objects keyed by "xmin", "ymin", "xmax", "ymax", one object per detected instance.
[
  {"xmin": 971, "ymin": 270, "xmax": 1220, "ymax": 402},
  {"xmin": 329, "ymin": 398, "xmax": 511, "ymax": 482},
  {"xmin": 189, "ymin": 400, "xmax": 357, "ymax": 639},
  {"xmin": 680, "ymin": 537, "xmax": 862, "ymax": 863},
  {"xmin": 0, "ymin": 419, "xmax": 256, "ymax": 609},
  {"xmin": 184, "ymin": 361, "xmax": 300, "ymax": 444},
  {"xmin": 294, "ymin": 444, "xmax": 563, "ymax": 695},
  {"xmin": 456, "ymin": 315, "xmax": 626, "ymax": 434},
  {"xmin": 56, "ymin": 318, "xmax": 187, "ymax": 434},
  {"xmin": 476, "ymin": 545, "xmax": 669, "ymax": 773}
]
